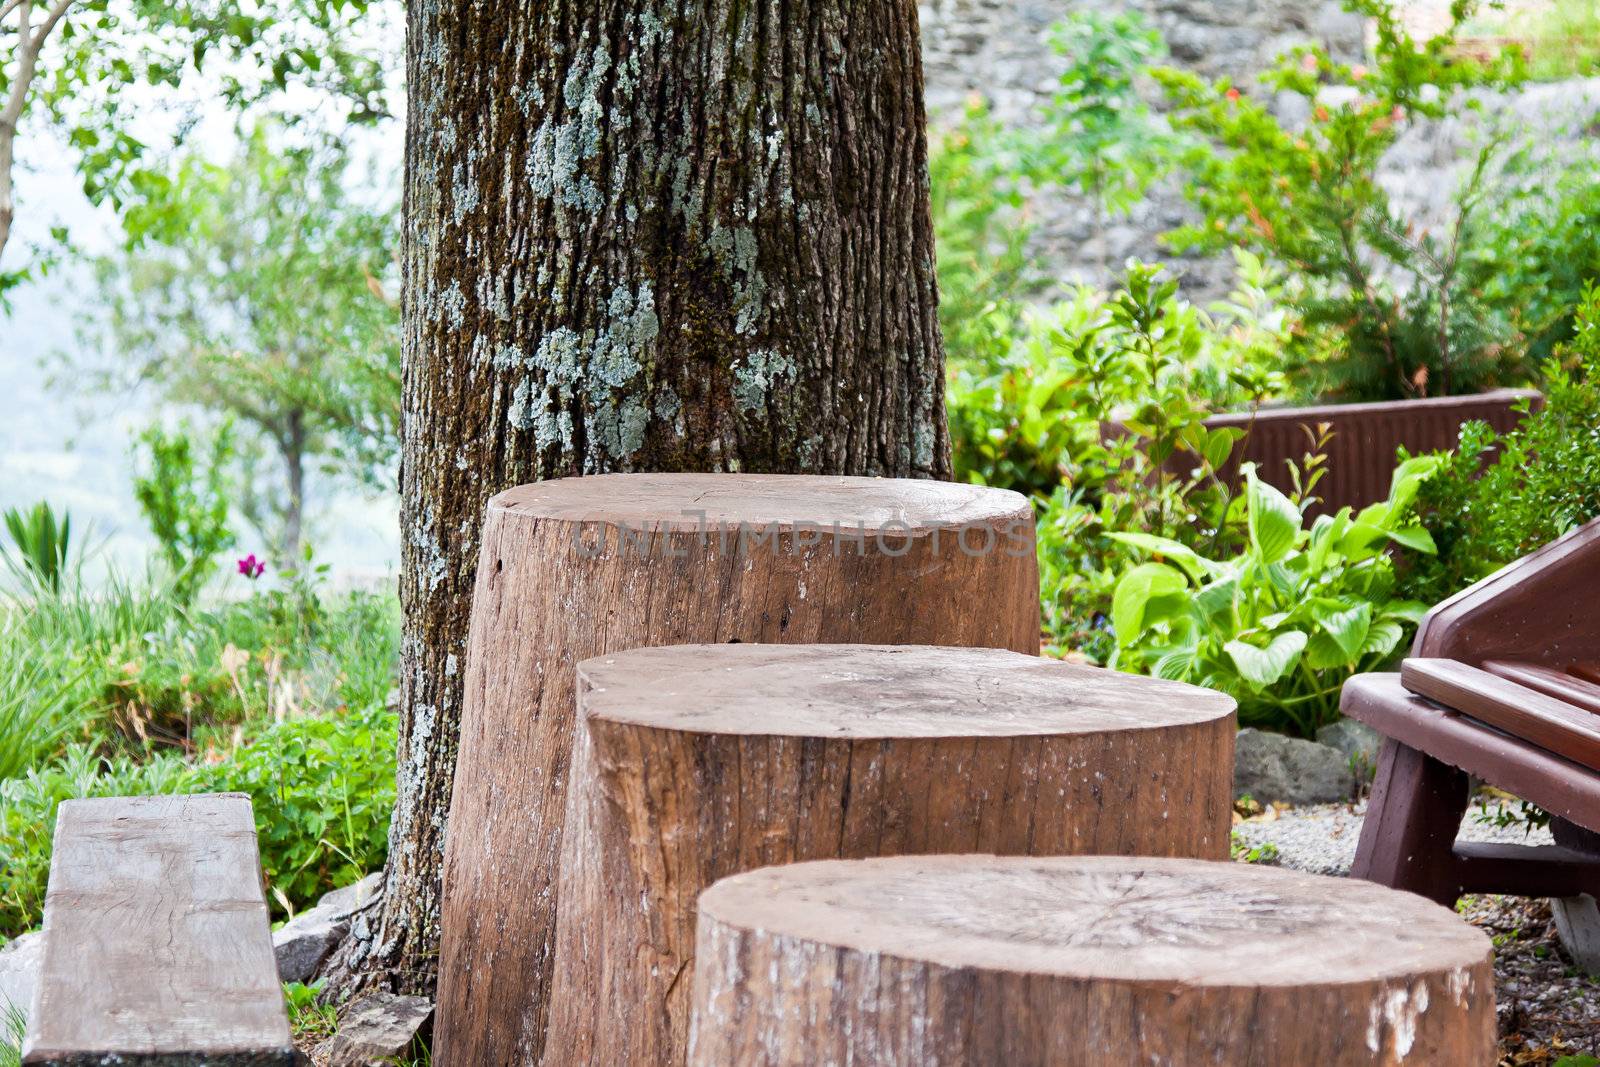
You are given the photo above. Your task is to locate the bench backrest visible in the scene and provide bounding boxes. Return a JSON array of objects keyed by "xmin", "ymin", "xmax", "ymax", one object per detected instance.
[
  {"xmin": 1412, "ymin": 516, "xmax": 1600, "ymax": 670},
  {"xmin": 21, "ymin": 793, "xmax": 295, "ymax": 1066}
]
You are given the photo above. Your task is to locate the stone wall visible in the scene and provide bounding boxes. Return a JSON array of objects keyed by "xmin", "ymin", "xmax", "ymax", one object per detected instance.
[
  {"xmin": 917, "ymin": 0, "xmax": 1600, "ymax": 300},
  {"xmin": 918, "ymin": 0, "xmax": 1367, "ymax": 296}
]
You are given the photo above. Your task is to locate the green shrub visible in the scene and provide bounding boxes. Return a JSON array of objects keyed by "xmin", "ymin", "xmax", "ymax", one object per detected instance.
[
  {"xmin": 1405, "ymin": 285, "xmax": 1600, "ymax": 602},
  {"xmin": 132, "ymin": 422, "xmax": 236, "ymax": 602},
  {"xmin": 929, "ymin": 98, "xmax": 1034, "ymax": 377},
  {"xmin": 0, "ymin": 703, "xmax": 397, "ymax": 942},
  {"xmin": 197, "ymin": 703, "xmax": 396, "ymax": 917},
  {"xmin": 1024, "ymin": 11, "xmax": 1173, "ymax": 250},
  {"xmin": 1478, "ymin": 165, "xmax": 1600, "ymax": 365},
  {"xmin": 1156, "ymin": 0, "xmax": 1530, "ymax": 402},
  {"xmin": 1109, "ymin": 459, "xmax": 1439, "ymax": 736},
  {"xmin": 1012, "ymin": 262, "xmax": 1288, "ymax": 653}
]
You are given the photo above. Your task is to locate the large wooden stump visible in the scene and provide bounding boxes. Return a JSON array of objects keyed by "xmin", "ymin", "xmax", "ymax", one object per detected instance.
[
  {"xmin": 544, "ymin": 643, "xmax": 1236, "ymax": 1067},
  {"xmin": 691, "ymin": 855, "xmax": 1496, "ymax": 1067},
  {"xmin": 434, "ymin": 474, "xmax": 1039, "ymax": 1065}
]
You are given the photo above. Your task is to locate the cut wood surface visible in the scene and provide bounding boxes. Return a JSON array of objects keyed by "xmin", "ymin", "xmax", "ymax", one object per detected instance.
[
  {"xmin": 544, "ymin": 643, "xmax": 1236, "ymax": 1067},
  {"xmin": 434, "ymin": 474, "xmax": 1041, "ymax": 1065},
  {"xmin": 22, "ymin": 793, "xmax": 295, "ymax": 1067},
  {"xmin": 690, "ymin": 855, "xmax": 1496, "ymax": 1067},
  {"xmin": 1402, "ymin": 658, "xmax": 1600, "ymax": 772}
]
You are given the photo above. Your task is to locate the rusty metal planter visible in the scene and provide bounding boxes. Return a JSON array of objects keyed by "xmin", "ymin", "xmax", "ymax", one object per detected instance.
[{"xmin": 1204, "ymin": 388, "xmax": 1541, "ymax": 517}]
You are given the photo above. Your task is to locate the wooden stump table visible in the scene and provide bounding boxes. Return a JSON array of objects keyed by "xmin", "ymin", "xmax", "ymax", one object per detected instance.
[
  {"xmin": 691, "ymin": 856, "xmax": 1496, "ymax": 1067},
  {"xmin": 435, "ymin": 474, "xmax": 1039, "ymax": 1065},
  {"xmin": 543, "ymin": 643, "xmax": 1236, "ymax": 1067}
]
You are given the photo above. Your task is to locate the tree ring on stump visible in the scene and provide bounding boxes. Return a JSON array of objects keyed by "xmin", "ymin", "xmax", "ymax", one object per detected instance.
[{"xmin": 691, "ymin": 855, "xmax": 1496, "ymax": 1067}]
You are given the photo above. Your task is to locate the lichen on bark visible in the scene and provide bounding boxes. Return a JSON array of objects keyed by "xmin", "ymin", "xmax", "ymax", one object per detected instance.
[{"xmin": 324, "ymin": 0, "xmax": 951, "ymax": 1001}]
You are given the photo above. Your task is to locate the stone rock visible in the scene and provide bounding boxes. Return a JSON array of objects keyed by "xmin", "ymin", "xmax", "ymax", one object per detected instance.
[
  {"xmin": 1234, "ymin": 727, "xmax": 1356, "ymax": 806},
  {"xmin": 1316, "ymin": 717, "xmax": 1384, "ymax": 777},
  {"xmin": 0, "ymin": 931, "xmax": 42, "ymax": 1017},
  {"xmin": 319, "ymin": 993, "xmax": 433, "ymax": 1067},
  {"xmin": 273, "ymin": 872, "xmax": 382, "ymax": 984}
]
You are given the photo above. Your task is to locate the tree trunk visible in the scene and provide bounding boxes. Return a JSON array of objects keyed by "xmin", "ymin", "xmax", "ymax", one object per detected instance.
[
  {"xmin": 326, "ymin": 0, "xmax": 951, "ymax": 1001},
  {"xmin": 280, "ymin": 409, "xmax": 305, "ymax": 564},
  {"xmin": 545, "ymin": 642, "xmax": 1236, "ymax": 1067},
  {"xmin": 690, "ymin": 856, "xmax": 1498, "ymax": 1066},
  {"xmin": 433, "ymin": 475, "xmax": 1039, "ymax": 1064}
]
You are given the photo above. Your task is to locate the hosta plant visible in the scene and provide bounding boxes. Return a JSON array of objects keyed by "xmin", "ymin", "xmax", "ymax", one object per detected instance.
[{"xmin": 1108, "ymin": 457, "xmax": 1440, "ymax": 736}]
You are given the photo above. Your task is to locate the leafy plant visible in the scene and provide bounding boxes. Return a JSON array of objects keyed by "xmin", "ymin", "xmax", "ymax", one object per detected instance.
[
  {"xmin": 133, "ymin": 422, "xmax": 237, "ymax": 602},
  {"xmin": 1025, "ymin": 11, "xmax": 1173, "ymax": 262},
  {"xmin": 930, "ymin": 98, "xmax": 1035, "ymax": 379},
  {"xmin": 1155, "ymin": 0, "xmax": 1530, "ymax": 401},
  {"xmin": 198, "ymin": 704, "xmax": 396, "ymax": 920},
  {"xmin": 1027, "ymin": 262, "xmax": 1288, "ymax": 656},
  {"xmin": 1477, "ymin": 163, "xmax": 1600, "ymax": 364},
  {"xmin": 0, "ymin": 702, "xmax": 397, "ymax": 941},
  {"xmin": 1110, "ymin": 457, "xmax": 1440, "ymax": 736},
  {"xmin": 0, "ymin": 502, "xmax": 75, "ymax": 594},
  {"xmin": 1404, "ymin": 284, "xmax": 1600, "ymax": 603}
]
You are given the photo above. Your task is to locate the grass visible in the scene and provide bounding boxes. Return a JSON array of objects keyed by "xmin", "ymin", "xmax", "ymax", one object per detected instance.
[
  {"xmin": 0, "ymin": 1000, "xmax": 20, "ymax": 1067},
  {"xmin": 0, "ymin": 572, "xmax": 402, "ymax": 942}
]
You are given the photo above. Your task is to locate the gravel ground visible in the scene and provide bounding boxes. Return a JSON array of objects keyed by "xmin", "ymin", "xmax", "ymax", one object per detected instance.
[{"xmin": 1235, "ymin": 800, "xmax": 1600, "ymax": 1062}]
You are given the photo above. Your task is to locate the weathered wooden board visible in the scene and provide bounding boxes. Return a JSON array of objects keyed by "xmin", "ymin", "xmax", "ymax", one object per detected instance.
[
  {"xmin": 22, "ymin": 793, "xmax": 294, "ymax": 1066},
  {"xmin": 544, "ymin": 643, "xmax": 1237, "ymax": 1067},
  {"xmin": 690, "ymin": 855, "xmax": 1496, "ymax": 1067}
]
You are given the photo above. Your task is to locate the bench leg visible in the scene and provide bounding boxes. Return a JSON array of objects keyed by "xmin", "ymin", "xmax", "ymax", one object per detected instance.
[{"xmin": 1352, "ymin": 738, "xmax": 1470, "ymax": 906}]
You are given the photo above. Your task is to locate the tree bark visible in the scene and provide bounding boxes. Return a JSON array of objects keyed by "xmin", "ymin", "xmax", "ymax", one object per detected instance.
[
  {"xmin": 545, "ymin": 643, "xmax": 1237, "ymax": 1067},
  {"xmin": 691, "ymin": 856, "xmax": 1498, "ymax": 1067},
  {"xmin": 432, "ymin": 475, "xmax": 1039, "ymax": 1064},
  {"xmin": 328, "ymin": 0, "xmax": 951, "ymax": 1000}
]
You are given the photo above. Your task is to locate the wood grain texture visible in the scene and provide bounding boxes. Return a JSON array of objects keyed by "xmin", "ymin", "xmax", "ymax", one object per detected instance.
[
  {"xmin": 545, "ymin": 644, "xmax": 1236, "ymax": 1067},
  {"xmin": 1402, "ymin": 658, "xmax": 1600, "ymax": 771},
  {"xmin": 434, "ymin": 475, "xmax": 1041, "ymax": 1065},
  {"xmin": 690, "ymin": 856, "xmax": 1496, "ymax": 1067},
  {"xmin": 22, "ymin": 794, "xmax": 294, "ymax": 1067},
  {"xmin": 1483, "ymin": 660, "xmax": 1600, "ymax": 715}
]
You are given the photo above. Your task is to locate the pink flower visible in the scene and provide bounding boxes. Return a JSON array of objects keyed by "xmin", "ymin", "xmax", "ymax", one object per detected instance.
[{"xmin": 238, "ymin": 554, "xmax": 266, "ymax": 580}]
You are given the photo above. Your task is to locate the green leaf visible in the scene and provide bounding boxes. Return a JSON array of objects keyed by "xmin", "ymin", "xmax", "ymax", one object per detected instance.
[
  {"xmin": 1244, "ymin": 463, "xmax": 1301, "ymax": 564},
  {"xmin": 1112, "ymin": 562, "xmax": 1189, "ymax": 645},
  {"xmin": 1224, "ymin": 631, "xmax": 1308, "ymax": 689},
  {"xmin": 1362, "ymin": 619, "xmax": 1406, "ymax": 659},
  {"xmin": 1105, "ymin": 532, "xmax": 1221, "ymax": 581},
  {"xmin": 1383, "ymin": 525, "xmax": 1436, "ymax": 553},
  {"xmin": 1312, "ymin": 601, "xmax": 1371, "ymax": 661}
]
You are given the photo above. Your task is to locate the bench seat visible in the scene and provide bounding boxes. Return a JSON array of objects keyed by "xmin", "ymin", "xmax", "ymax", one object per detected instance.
[{"xmin": 21, "ymin": 793, "xmax": 295, "ymax": 1067}]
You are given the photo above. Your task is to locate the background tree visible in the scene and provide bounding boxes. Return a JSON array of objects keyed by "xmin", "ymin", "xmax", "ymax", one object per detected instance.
[
  {"xmin": 326, "ymin": 0, "xmax": 953, "ymax": 999},
  {"xmin": 0, "ymin": 0, "xmax": 393, "ymax": 290},
  {"xmin": 86, "ymin": 127, "xmax": 399, "ymax": 561}
]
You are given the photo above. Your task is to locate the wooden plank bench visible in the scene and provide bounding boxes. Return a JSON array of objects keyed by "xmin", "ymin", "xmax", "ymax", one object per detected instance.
[
  {"xmin": 1343, "ymin": 517, "xmax": 1600, "ymax": 970},
  {"xmin": 21, "ymin": 793, "xmax": 297, "ymax": 1066}
]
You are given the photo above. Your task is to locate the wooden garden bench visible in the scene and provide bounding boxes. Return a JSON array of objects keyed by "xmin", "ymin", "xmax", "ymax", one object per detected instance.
[
  {"xmin": 1344, "ymin": 517, "xmax": 1600, "ymax": 969},
  {"xmin": 21, "ymin": 793, "xmax": 297, "ymax": 1066}
]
